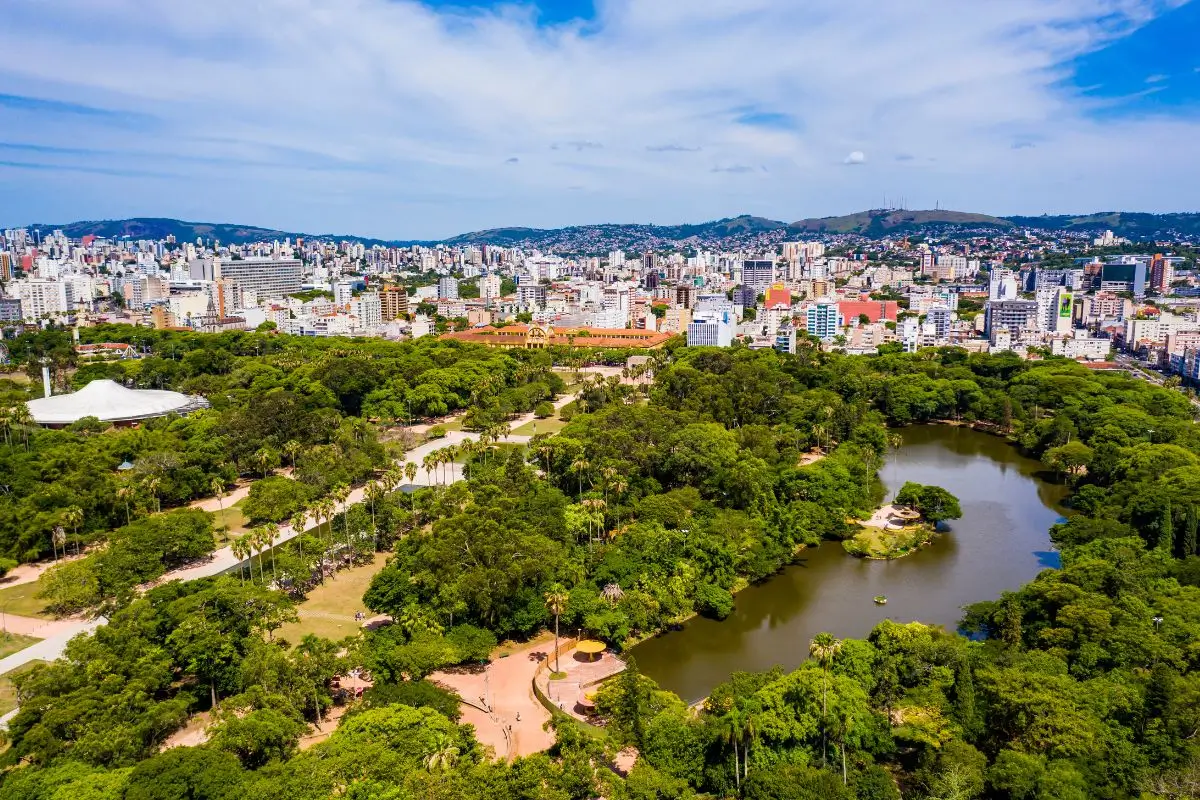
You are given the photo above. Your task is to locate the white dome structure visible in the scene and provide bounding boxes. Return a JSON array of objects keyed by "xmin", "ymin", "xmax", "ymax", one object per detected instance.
[{"xmin": 26, "ymin": 379, "xmax": 209, "ymax": 427}]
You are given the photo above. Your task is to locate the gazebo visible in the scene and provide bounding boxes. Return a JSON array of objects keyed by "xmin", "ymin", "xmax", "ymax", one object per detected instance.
[{"xmin": 576, "ymin": 640, "xmax": 606, "ymax": 662}]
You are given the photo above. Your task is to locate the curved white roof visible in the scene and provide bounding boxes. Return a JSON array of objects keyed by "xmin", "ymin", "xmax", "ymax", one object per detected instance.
[{"xmin": 26, "ymin": 379, "xmax": 202, "ymax": 425}]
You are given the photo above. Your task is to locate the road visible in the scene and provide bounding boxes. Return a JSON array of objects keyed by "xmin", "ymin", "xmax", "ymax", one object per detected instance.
[{"xmin": 0, "ymin": 391, "xmax": 577, "ymax": 683}]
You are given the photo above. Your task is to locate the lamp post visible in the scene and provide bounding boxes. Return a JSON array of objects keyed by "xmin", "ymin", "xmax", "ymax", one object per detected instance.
[{"xmin": 1153, "ymin": 615, "xmax": 1163, "ymax": 632}]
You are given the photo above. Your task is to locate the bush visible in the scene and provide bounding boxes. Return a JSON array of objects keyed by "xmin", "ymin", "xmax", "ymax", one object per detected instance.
[
  {"xmin": 427, "ymin": 425, "xmax": 447, "ymax": 439},
  {"xmin": 534, "ymin": 401, "xmax": 555, "ymax": 419},
  {"xmin": 242, "ymin": 476, "xmax": 311, "ymax": 524},
  {"xmin": 360, "ymin": 680, "xmax": 462, "ymax": 721},
  {"xmin": 694, "ymin": 583, "xmax": 734, "ymax": 620}
]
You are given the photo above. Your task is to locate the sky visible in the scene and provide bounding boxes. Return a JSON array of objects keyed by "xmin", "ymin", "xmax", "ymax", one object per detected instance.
[{"xmin": 0, "ymin": 0, "xmax": 1198, "ymax": 240}]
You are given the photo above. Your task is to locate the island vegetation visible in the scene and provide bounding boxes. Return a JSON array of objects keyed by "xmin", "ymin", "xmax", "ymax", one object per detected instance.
[{"xmin": 0, "ymin": 328, "xmax": 1197, "ymax": 798}]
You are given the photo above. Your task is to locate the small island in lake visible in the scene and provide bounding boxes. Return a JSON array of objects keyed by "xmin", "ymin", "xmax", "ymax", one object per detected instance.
[{"xmin": 844, "ymin": 482, "xmax": 963, "ymax": 559}]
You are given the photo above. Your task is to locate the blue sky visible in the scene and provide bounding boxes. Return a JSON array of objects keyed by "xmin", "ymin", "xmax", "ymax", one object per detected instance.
[{"xmin": 0, "ymin": 0, "xmax": 1197, "ymax": 239}]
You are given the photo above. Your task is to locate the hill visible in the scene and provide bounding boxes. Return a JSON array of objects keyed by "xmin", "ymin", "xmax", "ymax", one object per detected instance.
[
  {"xmin": 789, "ymin": 209, "xmax": 1012, "ymax": 235},
  {"xmin": 1004, "ymin": 211, "xmax": 1200, "ymax": 239},
  {"xmin": 21, "ymin": 217, "xmax": 410, "ymax": 247}
]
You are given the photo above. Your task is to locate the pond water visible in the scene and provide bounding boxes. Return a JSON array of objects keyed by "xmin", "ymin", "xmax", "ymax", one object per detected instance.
[{"xmin": 632, "ymin": 425, "xmax": 1068, "ymax": 702}]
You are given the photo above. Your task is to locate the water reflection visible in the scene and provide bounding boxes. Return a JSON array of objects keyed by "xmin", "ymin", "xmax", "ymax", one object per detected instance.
[{"xmin": 633, "ymin": 426, "xmax": 1068, "ymax": 702}]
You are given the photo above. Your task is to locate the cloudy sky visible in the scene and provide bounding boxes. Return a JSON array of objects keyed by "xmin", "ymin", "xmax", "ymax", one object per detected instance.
[{"xmin": 0, "ymin": 0, "xmax": 1198, "ymax": 239}]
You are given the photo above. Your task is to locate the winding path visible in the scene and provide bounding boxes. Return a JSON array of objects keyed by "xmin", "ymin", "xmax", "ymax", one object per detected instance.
[{"xmin": 0, "ymin": 391, "xmax": 577, "ymax": 682}]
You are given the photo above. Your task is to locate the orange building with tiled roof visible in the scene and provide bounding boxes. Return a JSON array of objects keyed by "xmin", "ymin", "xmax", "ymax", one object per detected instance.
[{"xmin": 441, "ymin": 324, "xmax": 672, "ymax": 350}]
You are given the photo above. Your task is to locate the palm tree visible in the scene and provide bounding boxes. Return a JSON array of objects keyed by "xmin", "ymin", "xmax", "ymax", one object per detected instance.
[
  {"xmin": 610, "ymin": 477, "xmax": 628, "ymax": 534},
  {"xmin": 144, "ymin": 477, "xmax": 162, "ymax": 514},
  {"xmin": 544, "ymin": 583, "xmax": 569, "ymax": 673},
  {"xmin": 570, "ymin": 457, "xmax": 590, "ymax": 498},
  {"xmin": 423, "ymin": 734, "xmax": 460, "ymax": 774},
  {"xmin": 61, "ymin": 506, "xmax": 84, "ymax": 556},
  {"xmin": 601, "ymin": 583, "xmax": 625, "ymax": 605},
  {"xmin": 332, "ymin": 484, "xmax": 351, "ymax": 551},
  {"xmin": 9, "ymin": 404, "xmax": 32, "ymax": 451},
  {"xmin": 253, "ymin": 447, "xmax": 276, "ymax": 479},
  {"xmin": 210, "ymin": 477, "xmax": 228, "ymax": 543},
  {"xmin": 812, "ymin": 423, "xmax": 827, "ymax": 452},
  {"xmin": 809, "ymin": 632, "xmax": 843, "ymax": 767},
  {"xmin": 230, "ymin": 536, "xmax": 251, "ymax": 583},
  {"xmin": 0, "ymin": 404, "xmax": 12, "ymax": 449},
  {"xmin": 422, "ymin": 454, "xmax": 434, "ymax": 486},
  {"xmin": 718, "ymin": 708, "xmax": 749, "ymax": 793},
  {"xmin": 116, "ymin": 485, "xmax": 134, "ymax": 525},
  {"xmin": 364, "ymin": 482, "xmax": 384, "ymax": 550},
  {"xmin": 291, "ymin": 510, "xmax": 308, "ymax": 560},
  {"xmin": 283, "ymin": 440, "xmax": 302, "ymax": 472},
  {"xmin": 264, "ymin": 522, "xmax": 280, "ymax": 581}
]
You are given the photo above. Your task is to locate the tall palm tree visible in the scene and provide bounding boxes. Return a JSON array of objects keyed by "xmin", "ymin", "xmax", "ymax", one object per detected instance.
[
  {"xmin": 253, "ymin": 447, "xmax": 276, "ymax": 479},
  {"xmin": 116, "ymin": 485, "xmax": 134, "ymax": 525},
  {"xmin": 230, "ymin": 536, "xmax": 251, "ymax": 583},
  {"xmin": 264, "ymin": 522, "xmax": 280, "ymax": 581},
  {"xmin": 364, "ymin": 482, "xmax": 384, "ymax": 549},
  {"xmin": 570, "ymin": 457, "xmax": 590, "ymax": 498},
  {"xmin": 61, "ymin": 506, "xmax": 84, "ymax": 556},
  {"xmin": 9, "ymin": 404, "xmax": 32, "ymax": 451},
  {"xmin": 718, "ymin": 708, "xmax": 748, "ymax": 793},
  {"xmin": 291, "ymin": 510, "xmax": 308, "ymax": 560},
  {"xmin": 283, "ymin": 440, "xmax": 302, "ymax": 472},
  {"xmin": 331, "ymin": 484, "xmax": 351, "ymax": 553},
  {"xmin": 404, "ymin": 462, "xmax": 418, "ymax": 485},
  {"xmin": 0, "ymin": 404, "xmax": 12, "ymax": 449},
  {"xmin": 610, "ymin": 477, "xmax": 628, "ymax": 534},
  {"xmin": 210, "ymin": 477, "xmax": 228, "ymax": 543},
  {"xmin": 422, "ymin": 454, "xmax": 434, "ymax": 486},
  {"xmin": 812, "ymin": 424, "xmax": 827, "ymax": 452},
  {"xmin": 809, "ymin": 632, "xmax": 843, "ymax": 767},
  {"xmin": 544, "ymin": 583, "xmax": 569, "ymax": 673},
  {"xmin": 144, "ymin": 477, "xmax": 162, "ymax": 514}
]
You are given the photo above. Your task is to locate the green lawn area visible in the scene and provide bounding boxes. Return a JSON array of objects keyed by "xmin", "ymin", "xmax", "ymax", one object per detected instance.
[
  {"xmin": 0, "ymin": 632, "xmax": 41, "ymax": 660},
  {"xmin": 511, "ymin": 416, "xmax": 569, "ymax": 437},
  {"xmin": 0, "ymin": 580, "xmax": 55, "ymax": 620},
  {"xmin": 212, "ymin": 498, "xmax": 249, "ymax": 540},
  {"xmin": 276, "ymin": 553, "xmax": 389, "ymax": 645},
  {"xmin": 0, "ymin": 661, "xmax": 47, "ymax": 716}
]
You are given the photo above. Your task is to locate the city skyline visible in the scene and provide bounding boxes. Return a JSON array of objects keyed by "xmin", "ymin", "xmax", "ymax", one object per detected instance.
[{"xmin": 1, "ymin": 0, "xmax": 1198, "ymax": 239}]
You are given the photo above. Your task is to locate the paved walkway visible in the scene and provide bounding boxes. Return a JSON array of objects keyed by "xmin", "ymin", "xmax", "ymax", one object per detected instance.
[
  {"xmin": 0, "ymin": 392, "xmax": 577, "ymax": 681},
  {"xmin": 430, "ymin": 638, "xmax": 558, "ymax": 759},
  {"xmin": 537, "ymin": 645, "xmax": 625, "ymax": 722}
]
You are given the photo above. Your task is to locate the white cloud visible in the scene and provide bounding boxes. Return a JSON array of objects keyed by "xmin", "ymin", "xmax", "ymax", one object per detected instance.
[
  {"xmin": 0, "ymin": 0, "xmax": 1195, "ymax": 237},
  {"xmin": 844, "ymin": 151, "xmax": 866, "ymax": 165}
]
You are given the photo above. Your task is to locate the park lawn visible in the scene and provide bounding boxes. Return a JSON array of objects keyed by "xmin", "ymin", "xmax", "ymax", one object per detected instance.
[
  {"xmin": 0, "ymin": 580, "xmax": 55, "ymax": 619},
  {"xmin": 0, "ymin": 632, "xmax": 41, "ymax": 660},
  {"xmin": 511, "ymin": 416, "xmax": 569, "ymax": 437},
  {"xmin": 0, "ymin": 661, "xmax": 47, "ymax": 716},
  {"xmin": 276, "ymin": 553, "xmax": 388, "ymax": 645},
  {"xmin": 212, "ymin": 499, "xmax": 250, "ymax": 540}
]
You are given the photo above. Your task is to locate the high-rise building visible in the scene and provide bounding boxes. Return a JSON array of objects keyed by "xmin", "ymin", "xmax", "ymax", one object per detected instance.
[
  {"xmin": 806, "ymin": 301, "xmax": 841, "ymax": 341},
  {"xmin": 926, "ymin": 308, "xmax": 952, "ymax": 340},
  {"xmin": 1100, "ymin": 261, "xmax": 1147, "ymax": 297},
  {"xmin": 1150, "ymin": 254, "xmax": 1173, "ymax": 294},
  {"xmin": 215, "ymin": 257, "xmax": 303, "ymax": 305},
  {"xmin": 741, "ymin": 260, "xmax": 775, "ymax": 294},
  {"xmin": 480, "ymin": 274, "xmax": 502, "ymax": 305},
  {"xmin": 686, "ymin": 308, "xmax": 734, "ymax": 347},
  {"xmin": 438, "ymin": 276, "xmax": 459, "ymax": 300},
  {"xmin": 16, "ymin": 279, "xmax": 74, "ymax": 321},
  {"xmin": 0, "ymin": 252, "xmax": 12, "ymax": 282},
  {"xmin": 380, "ymin": 286, "xmax": 409, "ymax": 321},
  {"xmin": 985, "ymin": 299, "xmax": 1038, "ymax": 338}
]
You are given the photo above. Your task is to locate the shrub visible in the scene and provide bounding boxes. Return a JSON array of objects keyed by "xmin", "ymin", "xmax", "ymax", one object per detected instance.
[
  {"xmin": 694, "ymin": 583, "xmax": 734, "ymax": 620},
  {"xmin": 427, "ymin": 425, "xmax": 447, "ymax": 439},
  {"xmin": 534, "ymin": 401, "xmax": 555, "ymax": 419}
]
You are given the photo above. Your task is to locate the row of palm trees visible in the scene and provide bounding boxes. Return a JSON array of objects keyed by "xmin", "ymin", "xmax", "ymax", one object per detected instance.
[
  {"xmin": 0, "ymin": 402, "xmax": 33, "ymax": 450},
  {"xmin": 419, "ymin": 425, "xmax": 513, "ymax": 486},
  {"xmin": 228, "ymin": 462, "xmax": 426, "ymax": 590}
]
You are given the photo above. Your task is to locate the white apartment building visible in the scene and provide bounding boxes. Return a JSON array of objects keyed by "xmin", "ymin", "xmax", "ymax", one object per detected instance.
[{"xmin": 16, "ymin": 279, "xmax": 74, "ymax": 321}]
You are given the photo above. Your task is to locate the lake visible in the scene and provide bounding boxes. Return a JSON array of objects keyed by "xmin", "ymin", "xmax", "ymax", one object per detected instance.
[{"xmin": 632, "ymin": 425, "xmax": 1068, "ymax": 702}]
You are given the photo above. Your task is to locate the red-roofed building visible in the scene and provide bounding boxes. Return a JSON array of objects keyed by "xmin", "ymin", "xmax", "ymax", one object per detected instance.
[
  {"xmin": 765, "ymin": 284, "xmax": 791, "ymax": 308},
  {"xmin": 838, "ymin": 300, "xmax": 899, "ymax": 324}
]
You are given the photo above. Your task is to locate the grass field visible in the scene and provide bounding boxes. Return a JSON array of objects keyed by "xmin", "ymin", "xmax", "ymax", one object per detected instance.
[
  {"xmin": 511, "ymin": 416, "xmax": 569, "ymax": 437},
  {"xmin": 0, "ymin": 632, "xmax": 41, "ymax": 660},
  {"xmin": 0, "ymin": 580, "xmax": 54, "ymax": 619},
  {"xmin": 276, "ymin": 553, "xmax": 389, "ymax": 645},
  {"xmin": 0, "ymin": 660, "xmax": 46, "ymax": 716},
  {"xmin": 211, "ymin": 499, "xmax": 250, "ymax": 540}
]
